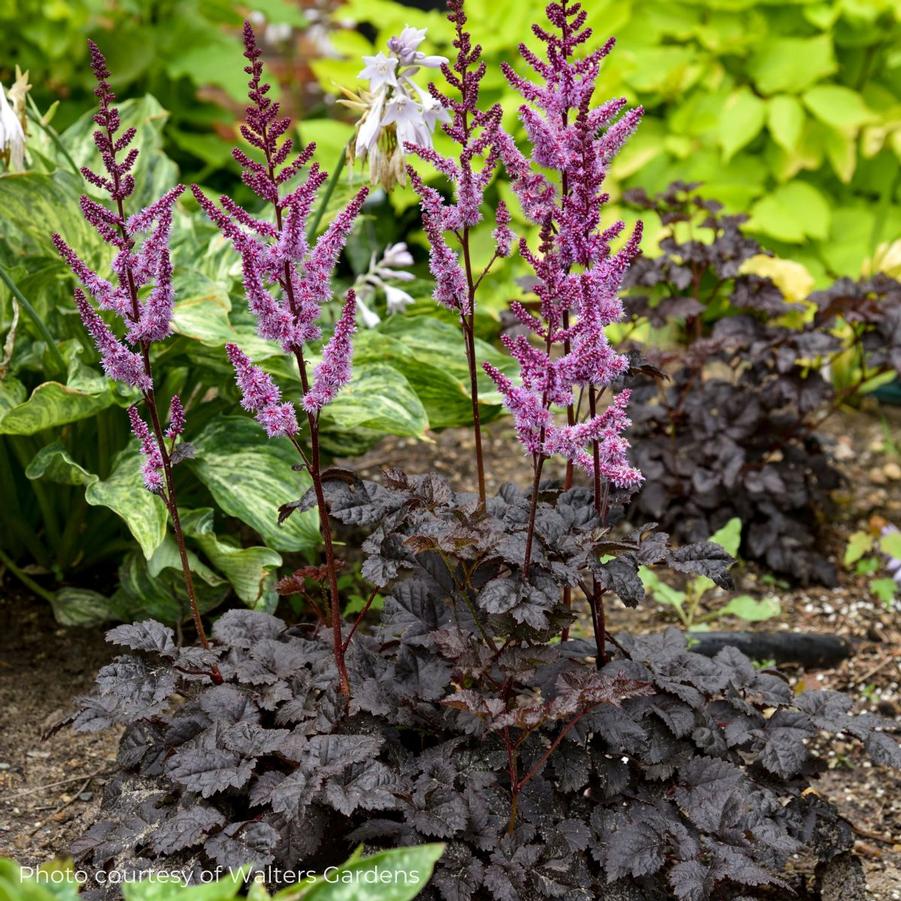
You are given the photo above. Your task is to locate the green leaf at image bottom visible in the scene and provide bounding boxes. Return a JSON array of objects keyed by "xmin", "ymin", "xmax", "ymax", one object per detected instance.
[
  {"xmin": 190, "ymin": 417, "xmax": 319, "ymax": 553},
  {"xmin": 180, "ymin": 508, "xmax": 282, "ymax": 612},
  {"xmin": 265, "ymin": 844, "xmax": 445, "ymax": 901},
  {"xmin": 26, "ymin": 442, "xmax": 167, "ymax": 559}
]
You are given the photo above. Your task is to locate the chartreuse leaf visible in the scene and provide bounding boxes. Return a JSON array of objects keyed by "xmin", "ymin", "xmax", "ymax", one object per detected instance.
[
  {"xmin": 719, "ymin": 88, "xmax": 766, "ymax": 161},
  {"xmin": 869, "ymin": 578, "xmax": 896, "ymax": 608},
  {"xmin": 767, "ymin": 95, "xmax": 805, "ymax": 153},
  {"xmin": 746, "ymin": 181, "xmax": 831, "ymax": 243},
  {"xmin": 284, "ymin": 844, "xmax": 445, "ymax": 900},
  {"xmin": 715, "ymin": 594, "xmax": 781, "ymax": 623},
  {"xmin": 121, "ymin": 868, "xmax": 248, "ymax": 901},
  {"xmin": 709, "ymin": 517, "xmax": 742, "ymax": 558},
  {"xmin": 879, "ymin": 530, "xmax": 901, "ymax": 560},
  {"xmin": 747, "ymin": 35, "xmax": 836, "ymax": 95},
  {"xmin": 845, "ymin": 530, "xmax": 874, "ymax": 566},
  {"xmin": 180, "ymin": 507, "xmax": 282, "ymax": 612},
  {"xmin": 26, "ymin": 442, "xmax": 167, "ymax": 560},
  {"xmin": 639, "ymin": 567, "xmax": 686, "ymax": 612},
  {"xmin": 190, "ymin": 416, "xmax": 319, "ymax": 553},
  {"xmin": 803, "ymin": 85, "xmax": 877, "ymax": 133}
]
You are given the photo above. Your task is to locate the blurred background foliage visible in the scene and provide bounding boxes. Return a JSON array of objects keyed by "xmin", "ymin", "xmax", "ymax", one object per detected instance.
[
  {"xmin": 0, "ymin": 0, "xmax": 899, "ymax": 626},
  {"xmin": 2, "ymin": 0, "xmax": 899, "ymax": 283}
]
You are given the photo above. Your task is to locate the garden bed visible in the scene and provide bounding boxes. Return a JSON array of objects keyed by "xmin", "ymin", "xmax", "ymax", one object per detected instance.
[{"xmin": 2, "ymin": 408, "xmax": 899, "ymax": 897}]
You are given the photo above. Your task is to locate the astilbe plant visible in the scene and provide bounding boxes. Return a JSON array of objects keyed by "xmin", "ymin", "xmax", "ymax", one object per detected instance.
[
  {"xmin": 51, "ymin": 42, "xmax": 219, "ymax": 673},
  {"xmin": 488, "ymin": 0, "xmax": 643, "ymax": 657},
  {"xmin": 405, "ymin": 0, "xmax": 508, "ymax": 507},
  {"xmin": 64, "ymin": 6, "xmax": 901, "ymax": 901},
  {"xmin": 190, "ymin": 23, "xmax": 369, "ymax": 696}
]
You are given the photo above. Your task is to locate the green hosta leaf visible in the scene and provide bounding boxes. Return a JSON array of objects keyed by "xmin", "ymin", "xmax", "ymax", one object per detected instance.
[
  {"xmin": 767, "ymin": 95, "xmax": 805, "ymax": 153},
  {"xmin": 289, "ymin": 844, "xmax": 445, "ymax": 900},
  {"xmin": 0, "ymin": 378, "xmax": 27, "ymax": 415},
  {"xmin": 0, "ymin": 857, "xmax": 83, "ymax": 901},
  {"xmin": 717, "ymin": 594, "xmax": 781, "ymax": 623},
  {"xmin": 746, "ymin": 181, "xmax": 831, "ymax": 243},
  {"xmin": 638, "ymin": 566, "xmax": 686, "ymax": 609},
  {"xmin": 180, "ymin": 507, "xmax": 282, "ymax": 612},
  {"xmin": 0, "ymin": 170, "xmax": 101, "ymax": 259},
  {"xmin": 718, "ymin": 88, "xmax": 766, "ymax": 161},
  {"xmin": 747, "ymin": 35, "xmax": 836, "ymax": 95},
  {"xmin": 190, "ymin": 416, "xmax": 319, "ymax": 553},
  {"xmin": 114, "ymin": 541, "xmax": 228, "ymax": 624},
  {"xmin": 870, "ymin": 577, "xmax": 897, "ymax": 608},
  {"xmin": 321, "ymin": 362, "xmax": 427, "ymax": 439},
  {"xmin": 25, "ymin": 442, "xmax": 95, "ymax": 486},
  {"xmin": 845, "ymin": 530, "xmax": 874, "ymax": 566},
  {"xmin": 84, "ymin": 446, "xmax": 168, "ymax": 559},
  {"xmin": 803, "ymin": 85, "xmax": 877, "ymax": 133},
  {"xmin": 354, "ymin": 331, "xmax": 474, "ymax": 429},
  {"xmin": 378, "ymin": 315, "xmax": 516, "ymax": 407},
  {"xmin": 26, "ymin": 440, "xmax": 166, "ymax": 561},
  {"xmin": 50, "ymin": 587, "xmax": 124, "ymax": 627},
  {"xmin": 709, "ymin": 517, "xmax": 741, "ymax": 558},
  {"xmin": 0, "ymin": 372, "xmax": 120, "ymax": 435}
]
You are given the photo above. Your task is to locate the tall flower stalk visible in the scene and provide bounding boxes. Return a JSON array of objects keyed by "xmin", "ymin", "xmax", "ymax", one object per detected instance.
[
  {"xmin": 193, "ymin": 24, "xmax": 367, "ymax": 697},
  {"xmin": 52, "ymin": 44, "xmax": 218, "ymax": 670},
  {"xmin": 406, "ymin": 0, "xmax": 510, "ymax": 507},
  {"xmin": 488, "ymin": 0, "xmax": 644, "ymax": 663}
]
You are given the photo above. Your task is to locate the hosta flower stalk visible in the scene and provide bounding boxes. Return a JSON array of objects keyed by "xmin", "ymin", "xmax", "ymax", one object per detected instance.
[
  {"xmin": 490, "ymin": 0, "xmax": 644, "ymax": 663},
  {"xmin": 53, "ymin": 42, "xmax": 216, "ymax": 665},
  {"xmin": 196, "ymin": 23, "xmax": 368, "ymax": 696}
]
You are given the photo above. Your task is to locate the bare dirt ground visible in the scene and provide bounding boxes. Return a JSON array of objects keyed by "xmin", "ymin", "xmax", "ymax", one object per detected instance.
[{"xmin": 1, "ymin": 405, "xmax": 899, "ymax": 897}]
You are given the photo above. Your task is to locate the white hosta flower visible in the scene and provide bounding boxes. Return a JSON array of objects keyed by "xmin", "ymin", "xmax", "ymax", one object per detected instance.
[
  {"xmin": 383, "ymin": 283, "xmax": 415, "ymax": 314},
  {"xmin": 0, "ymin": 84, "xmax": 25, "ymax": 172},
  {"xmin": 381, "ymin": 242, "xmax": 415, "ymax": 269},
  {"xmin": 351, "ymin": 244, "xmax": 417, "ymax": 327},
  {"xmin": 342, "ymin": 26, "xmax": 449, "ymax": 191},
  {"xmin": 359, "ymin": 52, "xmax": 399, "ymax": 93}
]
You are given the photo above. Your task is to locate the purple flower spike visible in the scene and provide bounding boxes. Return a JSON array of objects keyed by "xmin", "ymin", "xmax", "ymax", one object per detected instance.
[
  {"xmin": 73, "ymin": 289, "xmax": 150, "ymax": 390},
  {"xmin": 128, "ymin": 406, "xmax": 164, "ymax": 492},
  {"xmin": 197, "ymin": 20, "xmax": 367, "ymax": 444},
  {"xmin": 165, "ymin": 395, "xmax": 185, "ymax": 440},
  {"xmin": 490, "ymin": 0, "xmax": 643, "ymax": 484},
  {"xmin": 304, "ymin": 291, "xmax": 357, "ymax": 414},
  {"xmin": 225, "ymin": 343, "xmax": 298, "ymax": 438}
]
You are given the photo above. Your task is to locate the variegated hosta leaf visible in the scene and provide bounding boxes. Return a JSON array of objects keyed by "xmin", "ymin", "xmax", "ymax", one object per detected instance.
[
  {"xmin": 112, "ymin": 543, "xmax": 228, "ymax": 624},
  {"xmin": 0, "ymin": 360, "xmax": 133, "ymax": 435},
  {"xmin": 27, "ymin": 442, "xmax": 167, "ymax": 560},
  {"xmin": 319, "ymin": 363, "xmax": 428, "ymax": 454},
  {"xmin": 190, "ymin": 416, "xmax": 319, "ymax": 553},
  {"xmin": 180, "ymin": 507, "xmax": 282, "ymax": 612}
]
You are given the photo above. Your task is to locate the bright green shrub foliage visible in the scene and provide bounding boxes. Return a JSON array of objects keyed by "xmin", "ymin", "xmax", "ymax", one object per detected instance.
[{"xmin": 313, "ymin": 0, "xmax": 901, "ymax": 283}]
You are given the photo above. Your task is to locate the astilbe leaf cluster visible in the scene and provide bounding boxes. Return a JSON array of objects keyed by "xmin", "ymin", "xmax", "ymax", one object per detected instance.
[
  {"xmin": 63, "ymin": 7, "xmax": 901, "ymax": 901},
  {"xmin": 620, "ymin": 183, "xmax": 901, "ymax": 585}
]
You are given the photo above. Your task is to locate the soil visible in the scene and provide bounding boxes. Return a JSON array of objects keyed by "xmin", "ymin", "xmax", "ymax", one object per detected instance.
[{"xmin": 1, "ymin": 404, "xmax": 899, "ymax": 897}]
